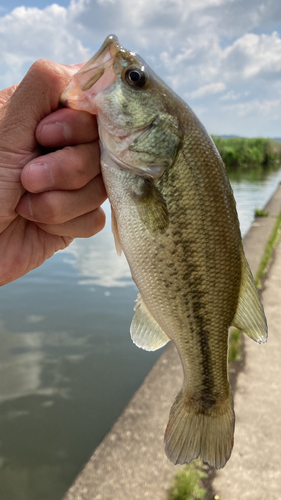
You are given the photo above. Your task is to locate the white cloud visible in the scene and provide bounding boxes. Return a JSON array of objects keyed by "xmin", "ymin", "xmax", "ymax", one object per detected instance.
[
  {"xmin": 222, "ymin": 32, "xmax": 281, "ymax": 79},
  {"xmin": 222, "ymin": 99, "xmax": 281, "ymax": 118},
  {"xmin": 186, "ymin": 82, "xmax": 226, "ymax": 99},
  {"xmin": 0, "ymin": 4, "xmax": 90, "ymax": 87},
  {"xmin": 0, "ymin": 0, "xmax": 280, "ymax": 136},
  {"xmin": 220, "ymin": 90, "xmax": 242, "ymax": 101}
]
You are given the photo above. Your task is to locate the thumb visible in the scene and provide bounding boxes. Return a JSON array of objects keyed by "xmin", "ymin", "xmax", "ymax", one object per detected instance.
[
  {"xmin": 0, "ymin": 60, "xmax": 77, "ymax": 225},
  {"xmin": 0, "ymin": 60, "xmax": 75, "ymax": 154}
]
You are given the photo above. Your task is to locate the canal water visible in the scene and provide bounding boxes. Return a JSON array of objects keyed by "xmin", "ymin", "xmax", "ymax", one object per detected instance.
[{"xmin": 0, "ymin": 168, "xmax": 281, "ymax": 500}]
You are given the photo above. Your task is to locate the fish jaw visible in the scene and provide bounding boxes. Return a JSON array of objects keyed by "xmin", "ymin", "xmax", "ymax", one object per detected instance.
[
  {"xmin": 60, "ymin": 36, "xmax": 182, "ymax": 179},
  {"xmin": 60, "ymin": 34, "xmax": 119, "ymax": 113}
]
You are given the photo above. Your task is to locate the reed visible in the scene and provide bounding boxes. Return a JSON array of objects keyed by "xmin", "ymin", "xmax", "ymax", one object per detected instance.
[{"xmin": 212, "ymin": 136, "xmax": 281, "ymax": 172}]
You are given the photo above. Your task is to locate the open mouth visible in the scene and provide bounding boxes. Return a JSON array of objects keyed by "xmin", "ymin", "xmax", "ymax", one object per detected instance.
[
  {"xmin": 75, "ymin": 35, "xmax": 120, "ymax": 92},
  {"xmin": 60, "ymin": 35, "xmax": 120, "ymax": 109}
]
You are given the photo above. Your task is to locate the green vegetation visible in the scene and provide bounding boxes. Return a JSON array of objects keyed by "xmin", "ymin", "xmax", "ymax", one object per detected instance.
[
  {"xmin": 167, "ymin": 460, "xmax": 207, "ymax": 500},
  {"xmin": 212, "ymin": 136, "xmax": 281, "ymax": 172},
  {"xmin": 254, "ymin": 208, "xmax": 269, "ymax": 217},
  {"xmin": 255, "ymin": 209, "xmax": 281, "ymax": 288}
]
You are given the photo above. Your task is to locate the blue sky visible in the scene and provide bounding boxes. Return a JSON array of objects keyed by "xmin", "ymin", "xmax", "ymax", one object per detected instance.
[
  {"xmin": 0, "ymin": 0, "xmax": 281, "ymax": 138},
  {"xmin": 0, "ymin": 0, "xmax": 69, "ymax": 9}
]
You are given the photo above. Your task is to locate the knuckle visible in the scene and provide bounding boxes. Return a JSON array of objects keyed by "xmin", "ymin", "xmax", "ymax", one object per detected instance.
[
  {"xmin": 26, "ymin": 60, "xmax": 71, "ymax": 108},
  {"xmin": 90, "ymin": 174, "xmax": 107, "ymax": 201},
  {"xmin": 57, "ymin": 148, "xmax": 89, "ymax": 189},
  {"xmin": 28, "ymin": 60, "xmax": 58, "ymax": 90},
  {"xmin": 38, "ymin": 192, "xmax": 61, "ymax": 224},
  {"xmin": 56, "ymin": 145, "xmax": 98, "ymax": 189},
  {"xmin": 29, "ymin": 58, "xmax": 50, "ymax": 74},
  {"xmin": 87, "ymin": 208, "xmax": 106, "ymax": 236},
  {"xmin": 29, "ymin": 59, "xmax": 66, "ymax": 84}
]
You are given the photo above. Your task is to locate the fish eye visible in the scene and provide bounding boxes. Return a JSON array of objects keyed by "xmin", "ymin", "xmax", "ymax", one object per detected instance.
[{"xmin": 124, "ymin": 67, "xmax": 147, "ymax": 88}]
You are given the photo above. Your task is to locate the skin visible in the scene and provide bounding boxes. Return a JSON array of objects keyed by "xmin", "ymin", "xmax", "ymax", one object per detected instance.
[{"xmin": 0, "ymin": 59, "xmax": 107, "ymax": 286}]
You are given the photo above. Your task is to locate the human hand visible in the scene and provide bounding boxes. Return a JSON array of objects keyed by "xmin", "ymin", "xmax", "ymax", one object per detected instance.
[{"xmin": 0, "ymin": 60, "xmax": 106, "ymax": 286}]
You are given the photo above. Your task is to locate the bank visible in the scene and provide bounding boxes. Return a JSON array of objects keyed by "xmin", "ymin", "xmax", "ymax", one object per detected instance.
[{"xmin": 63, "ymin": 184, "xmax": 281, "ymax": 500}]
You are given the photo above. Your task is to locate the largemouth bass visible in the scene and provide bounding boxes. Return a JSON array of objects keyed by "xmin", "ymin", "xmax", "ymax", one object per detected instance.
[{"xmin": 61, "ymin": 35, "xmax": 267, "ymax": 469}]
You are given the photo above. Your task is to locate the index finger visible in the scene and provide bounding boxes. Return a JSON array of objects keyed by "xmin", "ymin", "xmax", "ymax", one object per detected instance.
[{"xmin": 36, "ymin": 107, "xmax": 98, "ymax": 147}]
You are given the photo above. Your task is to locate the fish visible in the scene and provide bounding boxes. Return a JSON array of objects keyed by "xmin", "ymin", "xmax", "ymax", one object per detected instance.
[{"xmin": 60, "ymin": 35, "xmax": 267, "ymax": 469}]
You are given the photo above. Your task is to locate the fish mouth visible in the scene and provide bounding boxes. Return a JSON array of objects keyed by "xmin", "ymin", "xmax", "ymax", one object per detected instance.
[{"xmin": 60, "ymin": 35, "xmax": 122, "ymax": 111}]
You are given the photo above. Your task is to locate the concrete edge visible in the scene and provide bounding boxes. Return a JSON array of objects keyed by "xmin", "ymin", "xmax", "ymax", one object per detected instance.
[{"xmin": 63, "ymin": 184, "xmax": 281, "ymax": 500}]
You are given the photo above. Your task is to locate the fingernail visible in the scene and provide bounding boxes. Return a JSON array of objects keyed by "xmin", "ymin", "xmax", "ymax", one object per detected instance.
[
  {"xmin": 41, "ymin": 121, "xmax": 72, "ymax": 143},
  {"xmin": 26, "ymin": 193, "xmax": 33, "ymax": 217},
  {"xmin": 26, "ymin": 162, "xmax": 53, "ymax": 192}
]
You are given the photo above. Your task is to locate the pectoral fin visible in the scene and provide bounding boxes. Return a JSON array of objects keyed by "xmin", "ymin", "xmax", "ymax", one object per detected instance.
[
  {"xmin": 131, "ymin": 178, "xmax": 169, "ymax": 234},
  {"xmin": 111, "ymin": 206, "xmax": 122, "ymax": 256},
  {"xmin": 130, "ymin": 294, "xmax": 170, "ymax": 351},
  {"xmin": 232, "ymin": 252, "xmax": 267, "ymax": 343}
]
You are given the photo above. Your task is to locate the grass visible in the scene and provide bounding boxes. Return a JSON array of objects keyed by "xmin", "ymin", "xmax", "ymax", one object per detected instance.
[
  {"xmin": 167, "ymin": 460, "xmax": 207, "ymax": 500},
  {"xmin": 167, "ymin": 204, "xmax": 281, "ymax": 500},
  {"xmin": 211, "ymin": 136, "xmax": 281, "ymax": 172},
  {"xmin": 255, "ymin": 209, "xmax": 281, "ymax": 288},
  {"xmin": 254, "ymin": 208, "xmax": 269, "ymax": 217}
]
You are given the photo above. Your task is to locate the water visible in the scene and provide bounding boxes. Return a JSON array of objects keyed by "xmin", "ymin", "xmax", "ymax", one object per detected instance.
[
  {"xmin": 228, "ymin": 168, "xmax": 281, "ymax": 235},
  {"xmin": 0, "ymin": 168, "xmax": 281, "ymax": 500}
]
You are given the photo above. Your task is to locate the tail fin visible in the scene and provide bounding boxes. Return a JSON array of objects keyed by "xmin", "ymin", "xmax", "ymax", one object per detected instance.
[{"xmin": 164, "ymin": 389, "xmax": 235, "ymax": 469}]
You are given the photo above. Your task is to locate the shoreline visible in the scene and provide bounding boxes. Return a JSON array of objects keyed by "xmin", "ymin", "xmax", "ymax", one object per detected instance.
[{"xmin": 64, "ymin": 184, "xmax": 281, "ymax": 500}]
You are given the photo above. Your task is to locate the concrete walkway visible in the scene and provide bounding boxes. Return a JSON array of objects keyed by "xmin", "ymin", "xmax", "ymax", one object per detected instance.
[
  {"xmin": 213, "ymin": 232, "xmax": 281, "ymax": 497},
  {"xmin": 64, "ymin": 185, "xmax": 281, "ymax": 500}
]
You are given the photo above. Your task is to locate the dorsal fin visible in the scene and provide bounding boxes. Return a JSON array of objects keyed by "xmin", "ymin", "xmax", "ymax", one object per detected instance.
[
  {"xmin": 232, "ymin": 252, "xmax": 267, "ymax": 343},
  {"xmin": 130, "ymin": 294, "xmax": 170, "ymax": 351}
]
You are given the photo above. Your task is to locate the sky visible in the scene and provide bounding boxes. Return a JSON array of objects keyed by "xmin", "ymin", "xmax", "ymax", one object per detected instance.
[{"xmin": 0, "ymin": 0, "xmax": 281, "ymax": 137}]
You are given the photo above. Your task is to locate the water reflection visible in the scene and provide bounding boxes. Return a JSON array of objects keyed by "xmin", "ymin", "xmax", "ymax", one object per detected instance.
[
  {"xmin": 0, "ymin": 238, "xmax": 159, "ymax": 500},
  {"xmin": 65, "ymin": 230, "xmax": 133, "ymax": 288},
  {"xmin": 0, "ymin": 169, "xmax": 281, "ymax": 499},
  {"xmin": 0, "ymin": 321, "xmax": 42, "ymax": 403},
  {"xmin": 229, "ymin": 168, "xmax": 281, "ymax": 235}
]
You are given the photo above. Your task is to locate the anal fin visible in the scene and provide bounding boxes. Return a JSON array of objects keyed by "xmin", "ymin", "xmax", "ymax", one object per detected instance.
[
  {"xmin": 232, "ymin": 252, "xmax": 267, "ymax": 343},
  {"xmin": 130, "ymin": 294, "xmax": 170, "ymax": 351}
]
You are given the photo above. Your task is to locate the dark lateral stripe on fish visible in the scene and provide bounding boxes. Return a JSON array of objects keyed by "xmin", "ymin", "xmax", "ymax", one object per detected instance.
[
  {"xmin": 163, "ymin": 171, "xmax": 216, "ymax": 401},
  {"xmin": 184, "ymin": 278, "xmax": 215, "ymax": 400}
]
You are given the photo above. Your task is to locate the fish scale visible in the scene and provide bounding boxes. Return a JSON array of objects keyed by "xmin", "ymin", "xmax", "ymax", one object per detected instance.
[{"xmin": 61, "ymin": 34, "xmax": 267, "ymax": 469}]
